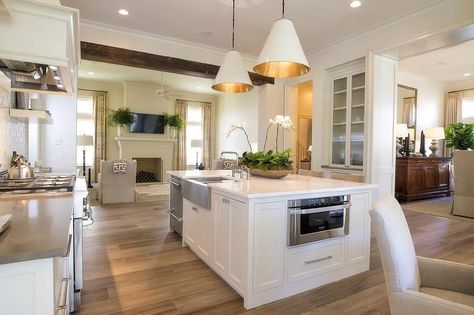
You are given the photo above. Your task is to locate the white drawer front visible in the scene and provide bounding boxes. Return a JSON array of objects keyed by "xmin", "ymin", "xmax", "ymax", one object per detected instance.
[{"xmin": 287, "ymin": 238, "xmax": 345, "ymax": 283}]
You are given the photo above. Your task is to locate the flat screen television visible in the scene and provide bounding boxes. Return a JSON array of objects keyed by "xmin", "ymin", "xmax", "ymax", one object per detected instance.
[{"xmin": 129, "ymin": 113, "xmax": 165, "ymax": 134}]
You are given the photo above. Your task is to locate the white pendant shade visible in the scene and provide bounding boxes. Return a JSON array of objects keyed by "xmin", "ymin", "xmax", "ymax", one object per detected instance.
[
  {"xmin": 212, "ymin": 50, "xmax": 253, "ymax": 93},
  {"xmin": 254, "ymin": 18, "xmax": 310, "ymax": 78}
]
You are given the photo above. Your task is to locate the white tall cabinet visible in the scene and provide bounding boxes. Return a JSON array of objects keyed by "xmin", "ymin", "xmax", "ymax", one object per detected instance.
[{"xmin": 328, "ymin": 59, "xmax": 366, "ymax": 171}]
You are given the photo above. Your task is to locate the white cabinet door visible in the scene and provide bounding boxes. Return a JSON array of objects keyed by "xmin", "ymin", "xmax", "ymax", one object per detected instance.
[
  {"xmin": 196, "ymin": 206, "xmax": 212, "ymax": 261},
  {"xmin": 213, "ymin": 195, "xmax": 230, "ymax": 274},
  {"xmin": 253, "ymin": 201, "xmax": 286, "ymax": 293},
  {"xmin": 346, "ymin": 193, "xmax": 370, "ymax": 265},
  {"xmin": 228, "ymin": 197, "xmax": 248, "ymax": 292},
  {"xmin": 183, "ymin": 199, "xmax": 198, "ymax": 247}
]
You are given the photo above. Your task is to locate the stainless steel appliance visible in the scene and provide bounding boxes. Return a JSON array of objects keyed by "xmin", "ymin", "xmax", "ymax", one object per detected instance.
[
  {"xmin": 168, "ymin": 176, "xmax": 183, "ymax": 236},
  {"xmin": 288, "ymin": 195, "xmax": 351, "ymax": 246},
  {"xmin": 8, "ymin": 155, "xmax": 35, "ymax": 179},
  {"xmin": 0, "ymin": 175, "xmax": 75, "ymax": 192}
]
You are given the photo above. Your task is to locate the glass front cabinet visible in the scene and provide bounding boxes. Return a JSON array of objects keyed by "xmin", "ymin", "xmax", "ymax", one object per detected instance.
[{"xmin": 330, "ymin": 71, "xmax": 366, "ymax": 170}]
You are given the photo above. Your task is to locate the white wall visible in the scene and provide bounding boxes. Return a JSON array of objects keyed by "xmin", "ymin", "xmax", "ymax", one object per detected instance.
[
  {"xmin": 397, "ymin": 70, "xmax": 445, "ymax": 153},
  {"xmin": 215, "ymin": 88, "xmax": 259, "ymax": 157}
]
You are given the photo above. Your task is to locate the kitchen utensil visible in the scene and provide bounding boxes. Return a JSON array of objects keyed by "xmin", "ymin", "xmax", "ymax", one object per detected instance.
[{"xmin": 8, "ymin": 155, "xmax": 35, "ymax": 179}]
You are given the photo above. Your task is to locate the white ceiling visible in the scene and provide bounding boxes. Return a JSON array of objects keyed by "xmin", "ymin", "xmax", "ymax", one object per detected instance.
[
  {"xmin": 79, "ymin": 60, "xmax": 217, "ymax": 94},
  {"xmin": 399, "ymin": 39, "xmax": 474, "ymax": 83},
  {"xmin": 61, "ymin": 0, "xmax": 444, "ymax": 56}
]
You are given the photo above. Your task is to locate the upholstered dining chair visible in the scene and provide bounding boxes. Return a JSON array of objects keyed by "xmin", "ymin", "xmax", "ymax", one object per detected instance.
[
  {"xmin": 98, "ymin": 160, "xmax": 137, "ymax": 204},
  {"xmin": 370, "ymin": 196, "xmax": 474, "ymax": 315}
]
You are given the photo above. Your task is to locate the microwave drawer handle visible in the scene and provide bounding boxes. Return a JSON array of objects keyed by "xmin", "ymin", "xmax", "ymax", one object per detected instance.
[
  {"xmin": 305, "ymin": 255, "xmax": 333, "ymax": 264},
  {"xmin": 289, "ymin": 202, "xmax": 351, "ymax": 215},
  {"xmin": 167, "ymin": 209, "xmax": 183, "ymax": 222},
  {"xmin": 170, "ymin": 180, "xmax": 181, "ymax": 187}
]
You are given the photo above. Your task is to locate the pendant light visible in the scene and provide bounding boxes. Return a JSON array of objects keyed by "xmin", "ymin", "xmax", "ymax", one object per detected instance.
[
  {"xmin": 254, "ymin": 0, "xmax": 310, "ymax": 78},
  {"xmin": 212, "ymin": 0, "xmax": 253, "ymax": 93}
]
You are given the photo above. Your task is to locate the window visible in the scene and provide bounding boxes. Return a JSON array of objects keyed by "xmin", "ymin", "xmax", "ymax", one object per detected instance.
[
  {"xmin": 186, "ymin": 104, "xmax": 203, "ymax": 167},
  {"xmin": 76, "ymin": 96, "xmax": 95, "ymax": 167},
  {"xmin": 461, "ymin": 98, "xmax": 474, "ymax": 123}
]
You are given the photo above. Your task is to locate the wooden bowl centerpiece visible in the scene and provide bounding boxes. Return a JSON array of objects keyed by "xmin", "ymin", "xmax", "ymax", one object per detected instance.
[{"xmin": 240, "ymin": 150, "xmax": 293, "ymax": 179}]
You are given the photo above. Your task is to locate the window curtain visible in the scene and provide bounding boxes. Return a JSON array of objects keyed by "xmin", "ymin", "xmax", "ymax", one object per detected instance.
[
  {"xmin": 444, "ymin": 91, "xmax": 463, "ymax": 156},
  {"xmin": 202, "ymin": 102, "xmax": 212, "ymax": 169},
  {"xmin": 174, "ymin": 100, "xmax": 187, "ymax": 170},
  {"xmin": 402, "ymin": 97, "xmax": 416, "ymax": 128},
  {"xmin": 93, "ymin": 91, "xmax": 107, "ymax": 181}
]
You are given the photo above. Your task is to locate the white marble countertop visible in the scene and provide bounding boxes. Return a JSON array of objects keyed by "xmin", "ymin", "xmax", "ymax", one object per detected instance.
[
  {"xmin": 0, "ymin": 194, "xmax": 73, "ymax": 264},
  {"xmin": 167, "ymin": 170, "xmax": 232, "ymax": 179},
  {"xmin": 208, "ymin": 174, "xmax": 377, "ymax": 199}
]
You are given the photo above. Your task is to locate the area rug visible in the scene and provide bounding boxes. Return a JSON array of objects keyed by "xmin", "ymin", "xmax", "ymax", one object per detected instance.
[{"xmin": 401, "ymin": 197, "xmax": 473, "ymax": 222}]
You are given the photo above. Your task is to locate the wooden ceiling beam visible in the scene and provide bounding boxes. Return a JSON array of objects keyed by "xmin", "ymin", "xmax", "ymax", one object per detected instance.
[{"xmin": 80, "ymin": 42, "xmax": 274, "ymax": 86}]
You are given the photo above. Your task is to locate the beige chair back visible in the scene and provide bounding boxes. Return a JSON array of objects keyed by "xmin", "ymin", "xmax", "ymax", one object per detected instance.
[
  {"xmin": 370, "ymin": 196, "xmax": 421, "ymax": 295},
  {"xmin": 452, "ymin": 150, "xmax": 474, "ymax": 218},
  {"xmin": 99, "ymin": 160, "xmax": 137, "ymax": 204}
]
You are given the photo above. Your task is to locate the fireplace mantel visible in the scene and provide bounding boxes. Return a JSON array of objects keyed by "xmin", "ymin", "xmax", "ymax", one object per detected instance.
[{"xmin": 114, "ymin": 137, "xmax": 177, "ymax": 143}]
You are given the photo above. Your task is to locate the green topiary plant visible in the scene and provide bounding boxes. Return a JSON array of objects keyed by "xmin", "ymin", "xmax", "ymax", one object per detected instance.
[
  {"xmin": 163, "ymin": 114, "xmax": 184, "ymax": 130},
  {"xmin": 108, "ymin": 107, "xmax": 135, "ymax": 127},
  {"xmin": 445, "ymin": 122, "xmax": 474, "ymax": 150},
  {"xmin": 240, "ymin": 150, "xmax": 293, "ymax": 171}
]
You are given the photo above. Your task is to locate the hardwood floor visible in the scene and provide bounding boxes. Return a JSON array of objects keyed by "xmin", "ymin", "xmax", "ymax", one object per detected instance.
[{"xmin": 77, "ymin": 201, "xmax": 474, "ymax": 315}]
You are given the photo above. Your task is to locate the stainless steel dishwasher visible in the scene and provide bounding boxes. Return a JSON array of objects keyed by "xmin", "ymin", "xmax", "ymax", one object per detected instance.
[{"xmin": 168, "ymin": 176, "xmax": 183, "ymax": 236}]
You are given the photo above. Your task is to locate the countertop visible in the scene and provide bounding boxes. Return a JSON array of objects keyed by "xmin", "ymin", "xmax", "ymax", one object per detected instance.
[
  {"xmin": 167, "ymin": 170, "xmax": 232, "ymax": 179},
  {"xmin": 0, "ymin": 194, "xmax": 73, "ymax": 264},
  {"xmin": 208, "ymin": 174, "xmax": 377, "ymax": 198}
]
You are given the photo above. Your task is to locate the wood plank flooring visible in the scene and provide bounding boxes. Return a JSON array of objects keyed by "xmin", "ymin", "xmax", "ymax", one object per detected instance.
[{"xmin": 77, "ymin": 200, "xmax": 474, "ymax": 315}]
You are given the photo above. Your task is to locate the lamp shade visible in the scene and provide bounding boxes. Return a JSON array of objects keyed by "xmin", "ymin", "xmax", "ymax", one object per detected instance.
[
  {"xmin": 425, "ymin": 127, "xmax": 445, "ymax": 140},
  {"xmin": 254, "ymin": 19, "xmax": 310, "ymax": 78},
  {"xmin": 190, "ymin": 139, "xmax": 203, "ymax": 148},
  {"xmin": 408, "ymin": 128, "xmax": 415, "ymax": 139},
  {"xmin": 308, "ymin": 145, "xmax": 312, "ymax": 152},
  {"xmin": 395, "ymin": 124, "xmax": 408, "ymax": 138},
  {"xmin": 212, "ymin": 50, "xmax": 253, "ymax": 93},
  {"xmin": 77, "ymin": 135, "xmax": 93, "ymax": 146}
]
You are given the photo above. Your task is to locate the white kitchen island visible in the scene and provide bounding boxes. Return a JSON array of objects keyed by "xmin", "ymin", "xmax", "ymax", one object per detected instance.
[{"xmin": 179, "ymin": 173, "xmax": 377, "ymax": 309}]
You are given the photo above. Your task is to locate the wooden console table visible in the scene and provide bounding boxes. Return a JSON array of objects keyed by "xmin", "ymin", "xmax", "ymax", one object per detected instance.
[{"xmin": 395, "ymin": 157, "xmax": 451, "ymax": 202}]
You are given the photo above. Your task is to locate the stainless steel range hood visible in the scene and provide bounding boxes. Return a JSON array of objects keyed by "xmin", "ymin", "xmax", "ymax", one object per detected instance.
[
  {"xmin": 0, "ymin": 59, "xmax": 70, "ymax": 95},
  {"xmin": 0, "ymin": 0, "xmax": 79, "ymax": 96}
]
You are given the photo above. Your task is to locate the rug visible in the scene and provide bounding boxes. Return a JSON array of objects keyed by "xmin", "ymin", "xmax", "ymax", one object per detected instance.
[{"xmin": 401, "ymin": 197, "xmax": 473, "ymax": 222}]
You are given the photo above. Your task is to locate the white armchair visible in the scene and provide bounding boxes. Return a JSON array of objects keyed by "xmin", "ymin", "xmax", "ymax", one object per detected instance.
[
  {"xmin": 98, "ymin": 160, "xmax": 137, "ymax": 204},
  {"xmin": 370, "ymin": 196, "xmax": 474, "ymax": 315}
]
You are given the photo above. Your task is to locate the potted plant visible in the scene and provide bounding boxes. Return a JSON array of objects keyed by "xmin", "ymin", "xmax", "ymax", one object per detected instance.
[
  {"xmin": 163, "ymin": 114, "xmax": 184, "ymax": 139},
  {"xmin": 108, "ymin": 107, "xmax": 135, "ymax": 137},
  {"xmin": 445, "ymin": 122, "xmax": 474, "ymax": 151},
  {"xmin": 226, "ymin": 115, "xmax": 294, "ymax": 179}
]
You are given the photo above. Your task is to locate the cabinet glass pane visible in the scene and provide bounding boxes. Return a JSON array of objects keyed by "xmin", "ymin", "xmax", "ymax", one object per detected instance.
[
  {"xmin": 350, "ymin": 141, "xmax": 363, "ymax": 166},
  {"xmin": 333, "ymin": 109, "xmax": 346, "ymax": 124},
  {"xmin": 352, "ymin": 73, "xmax": 365, "ymax": 88},
  {"xmin": 334, "ymin": 77, "xmax": 347, "ymax": 93},
  {"xmin": 351, "ymin": 123, "xmax": 364, "ymax": 141},
  {"xmin": 351, "ymin": 106, "xmax": 364, "ymax": 123},
  {"xmin": 333, "ymin": 92, "xmax": 347, "ymax": 108},
  {"xmin": 351, "ymin": 88, "xmax": 365, "ymax": 106},
  {"xmin": 332, "ymin": 125, "xmax": 346, "ymax": 165}
]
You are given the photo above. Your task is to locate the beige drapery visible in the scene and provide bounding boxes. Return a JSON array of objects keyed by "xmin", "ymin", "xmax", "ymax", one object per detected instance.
[
  {"xmin": 174, "ymin": 100, "xmax": 187, "ymax": 170},
  {"xmin": 93, "ymin": 91, "xmax": 107, "ymax": 181},
  {"xmin": 202, "ymin": 102, "xmax": 212, "ymax": 169},
  {"xmin": 444, "ymin": 91, "xmax": 463, "ymax": 156},
  {"xmin": 402, "ymin": 97, "xmax": 416, "ymax": 128}
]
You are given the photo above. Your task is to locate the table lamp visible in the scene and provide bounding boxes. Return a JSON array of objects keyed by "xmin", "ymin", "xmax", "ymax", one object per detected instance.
[
  {"xmin": 395, "ymin": 124, "xmax": 408, "ymax": 157},
  {"xmin": 190, "ymin": 139, "xmax": 203, "ymax": 169},
  {"xmin": 424, "ymin": 127, "xmax": 445, "ymax": 158},
  {"xmin": 77, "ymin": 134, "xmax": 94, "ymax": 186}
]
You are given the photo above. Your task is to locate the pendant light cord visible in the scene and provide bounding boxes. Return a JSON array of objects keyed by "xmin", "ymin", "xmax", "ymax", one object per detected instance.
[
  {"xmin": 282, "ymin": 0, "xmax": 285, "ymax": 18},
  {"xmin": 232, "ymin": 0, "xmax": 235, "ymax": 49}
]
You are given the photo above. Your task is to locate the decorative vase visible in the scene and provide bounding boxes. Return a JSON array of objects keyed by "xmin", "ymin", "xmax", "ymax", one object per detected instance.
[
  {"xmin": 249, "ymin": 168, "xmax": 291, "ymax": 179},
  {"xmin": 117, "ymin": 125, "xmax": 124, "ymax": 138},
  {"xmin": 169, "ymin": 127, "xmax": 177, "ymax": 140}
]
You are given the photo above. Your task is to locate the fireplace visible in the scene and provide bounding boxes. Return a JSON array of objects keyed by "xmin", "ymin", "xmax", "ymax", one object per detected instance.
[{"xmin": 134, "ymin": 158, "xmax": 162, "ymax": 183}]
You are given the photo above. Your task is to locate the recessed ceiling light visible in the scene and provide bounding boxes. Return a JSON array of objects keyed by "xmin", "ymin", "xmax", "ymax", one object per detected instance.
[
  {"xmin": 197, "ymin": 86, "xmax": 203, "ymax": 89},
  {"xmin": 464, "ymin": 73, "xmax": 471, "ymax": 77},
  {"xmin": 118, "ymin": 9, "xmax": 129, "ymax": 16},
  {"xmin": 350, "ymin": 0, "xmax": 362, "ymax": 8},
  {"xmin": 200, "ymin": 31, "xmax": 214, "ymax": 37},
  {"xmin": 88, "ymin": 72, "xmax": 94, "ymax": 75}
]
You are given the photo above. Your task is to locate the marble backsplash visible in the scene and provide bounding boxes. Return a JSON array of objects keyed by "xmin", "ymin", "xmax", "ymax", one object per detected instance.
[{"xmin": 0, "ymin": 86, "xmax": 27, "ymax": 171}]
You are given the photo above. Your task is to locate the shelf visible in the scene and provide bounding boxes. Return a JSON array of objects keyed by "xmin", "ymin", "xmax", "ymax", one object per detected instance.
[
  {"xmin": 350, "ymin": 139, "xmax": 364, "ymax": 142},
  {"xmin": 352, "ymin": 86, "xmax": 365, "ymax": 91},
  {"xmin": 351, "ymin": 121, "xmax": 364, "ymax": 124},
  {"xmin": 333, "ymin": 90, "xmax": 347, "ymax": 95},
  {"xmin": 9, "ymin": 109, "xmax": 53, "ymax": 123},
  {"xmin": 332, "ymin": 139, "xmax": 347, "ymax": 143},
  {"xmin": 333, "ymin": 122, "xmax": 346, "ymax": 126},
  {"xmin": 333, "ymin": 106, "xmax": 346, "ymax": 111},
  {"xmin": 351, "ymin": 104, "xmax": 365, "ymax": 108}
]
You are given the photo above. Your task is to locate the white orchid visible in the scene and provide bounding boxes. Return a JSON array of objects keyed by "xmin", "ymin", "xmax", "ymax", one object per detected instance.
[
  {"xmin": 225, "ymin": 123, "xmax": 253, "ymax": 152},
  {"xmin": 263, "ymin": 114, "xmax": 293, "ymax": 151}
]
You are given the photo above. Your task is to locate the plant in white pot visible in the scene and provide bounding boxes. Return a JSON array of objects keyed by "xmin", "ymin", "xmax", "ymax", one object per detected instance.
[
  {"xmin": 163, "ymin": 114, "xmax": 184, "ymax": 139},
  {"xmin": 108, "ymin": 107, "xmax": 135, "ymax": 137},
  {"xmin": 445, "ymin": 122, "xmax": 474, "ymax": 218},
  {"xmin": 226, "ymin": 115, "xmax": 294, "ymax": 179}
]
